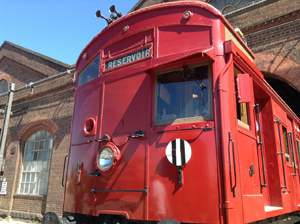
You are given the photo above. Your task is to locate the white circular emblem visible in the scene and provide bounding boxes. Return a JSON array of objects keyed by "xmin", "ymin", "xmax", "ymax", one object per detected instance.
[{"xmin": 165, "ymin": 139, "xmax": 192, "ymax": 166}]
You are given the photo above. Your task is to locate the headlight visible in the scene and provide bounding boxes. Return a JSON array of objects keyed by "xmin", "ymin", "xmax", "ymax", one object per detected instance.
[
  {"xmin": 97, "ymin": 147, "xmax": 114, "ymax": 171},
  {"xmin": 96, "ymin": 143, "xmax": 121, "ymax": 174}
]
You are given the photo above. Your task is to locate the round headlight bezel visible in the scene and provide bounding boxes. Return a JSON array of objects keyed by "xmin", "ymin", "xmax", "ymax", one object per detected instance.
[{"xmin": 96, "ymin": 143, "xmax": 121, "ymax": 174}]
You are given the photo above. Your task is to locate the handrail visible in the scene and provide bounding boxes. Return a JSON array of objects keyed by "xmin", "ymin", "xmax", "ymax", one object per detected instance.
[
  {"xmin": 157, "ymin": 126, "xmax": 213, "ymax": 134},
  {"xmin": 274, "ymin": 118, "xmax": 287, "ymax": 188},
  {"xmin": 229, "ymin": 131, "xmax": 237, "ymax": 197},
  {"xmin": 62, "ymin": 155, "xmax": 68, "ymax": 187},
  {"xmin": 91, "ymin": 187, "xmax": 148, "ymax": 195},
  {"xmin": 288, "ymin": 132, "xmax": 297, "ymax": 177},
  {"xmin": 255, "ymin": 104, "xmax": 267, "ymax": 187}
]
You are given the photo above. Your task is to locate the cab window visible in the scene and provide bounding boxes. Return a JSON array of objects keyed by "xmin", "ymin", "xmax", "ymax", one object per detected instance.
[
  {"xmin": 155, "ymin": 63, "xmax": 212, "ymax": 126},
  {"xmin": 77, "ymin": 55, "xmax": 100, "ymax": 87}
]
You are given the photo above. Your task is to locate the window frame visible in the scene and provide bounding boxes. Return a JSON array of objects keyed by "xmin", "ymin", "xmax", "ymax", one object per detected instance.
[
  {"xmin": 154, "ymin": 62, "xmax": 213, "ymax": 126},
  {"xmin": 296, "ymin": 138, "xmax": 300, "ymax": 169},
  {"xmin": 19, "ymin": 130, "xmax": 53, "ymax": 196},
  {"xmin": 0, "ymin": 177, "xmax": 7, "ymax": 195},
  {"xmin": 0, "ymin": 79, "xmax": 8, "ymax": 94},
  {"xmin": 208, "ymin": 0, "xmax": 256, "ymax": 14},
  {"xmin": 282, "ymin": 125, "xmax": 290, "ymax": 163},
  {"xmin": 77, "ymin": 54, "xmax": 100, "ymax": 87}
]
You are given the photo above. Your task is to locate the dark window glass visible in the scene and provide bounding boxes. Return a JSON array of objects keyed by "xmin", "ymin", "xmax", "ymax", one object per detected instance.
[
  {"xmin": 0, "ymin": 80, "xmax": 8, "ymax": 94},
  {"xmin": 155, "ymin": 64, "xmax": 212, "ymax": 125},
  {"xmin": 77, "ymin": 55, "xmax": 100, "ymax": 86}
]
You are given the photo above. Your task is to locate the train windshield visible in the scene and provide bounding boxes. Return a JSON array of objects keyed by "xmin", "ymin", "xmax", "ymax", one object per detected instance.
[
  {"xmin": 155, "ymin": 63, "xmax": 212, "ymax": 125},
  {"xmin": 77, "ymin": 55, "xmax": 100, "ymax": 86}
]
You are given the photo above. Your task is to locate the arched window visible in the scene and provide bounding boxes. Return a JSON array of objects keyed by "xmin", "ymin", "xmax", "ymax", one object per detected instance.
[
  {"xmin": 0, "ymin": 80, "xmax": 8, "ymax": 94},
  {"xmin": 19, "ymin": 130, "xmax": 53, "ymax": 195},
  {"xmin": 208, "ymin": 0, "xmax": 254, "ymax": 13}
]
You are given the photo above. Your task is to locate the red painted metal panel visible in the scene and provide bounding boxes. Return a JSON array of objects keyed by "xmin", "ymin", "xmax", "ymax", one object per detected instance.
[
  {"xmin": 148, "ymin": 122, "xmax": 219, "ymax": 223},
  {"xmin": 158, "ymin": 26, "xmax": 212, "ymax": 57},
  {"xmin": 64, "ymin": 82, "xmax": 103, "ymax": 214},
  {"xmin": 94, "ymin": 72, "xmax": 150, "ymax": 220},
  {"xmin": 237, "ymin": 73, "xmax": 251, "ymax": 103}
]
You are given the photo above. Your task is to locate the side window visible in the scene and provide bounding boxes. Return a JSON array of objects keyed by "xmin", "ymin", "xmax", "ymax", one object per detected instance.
[
  {"xmin": 282, "ymin": 126, "xmax": 290, "ymax": 163},
  {"xmin": 77, "ymin": 55, "xmax": 100, "ymax": 87},
  {"xmin": 0, "ymin": 80, "xmax": 8, "ymax": 94},
  {"xmin": 155, "ymin": 63, "xmax": 212, "ymax": 125},
  {"xmin": 0, "ymin": 177, "xmax": 7, "ymax": 195},
  {"xmin": 234, "ymin": 66, "xmax": 250, "ymax": 130},
  {"xmin": 297, "ymin": 138, "xmax": 300, "ymax": 168}
]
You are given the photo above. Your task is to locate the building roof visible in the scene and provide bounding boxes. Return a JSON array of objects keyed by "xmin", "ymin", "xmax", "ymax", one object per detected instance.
[{"xmin": 0, "ymin": 41, "xmax": 72, "ymax": 72}]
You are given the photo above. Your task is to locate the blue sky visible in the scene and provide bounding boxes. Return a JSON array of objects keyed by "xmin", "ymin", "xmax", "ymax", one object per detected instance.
[{"xmin": 0, "ymin": 0, "xmax": 138, "ymax": 65}]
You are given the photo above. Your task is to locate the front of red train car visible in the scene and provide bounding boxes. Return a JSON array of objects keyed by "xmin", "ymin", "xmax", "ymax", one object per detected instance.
[{"xmin": 60, "ymin": 2, "xmax": 227, "ymax": 224}]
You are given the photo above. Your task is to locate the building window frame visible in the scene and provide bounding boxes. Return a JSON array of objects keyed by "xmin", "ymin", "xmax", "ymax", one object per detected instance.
[
  {"xmin": 18, "ymin": 130, "xmax": 53, "ymax": 196},
  {"xmin": 0, "ymin": 79, "xmax": 8, "ymax": 94},
  {"xmin": 207, "ymin": 0, "xmax": 257, "ymax": 14}
]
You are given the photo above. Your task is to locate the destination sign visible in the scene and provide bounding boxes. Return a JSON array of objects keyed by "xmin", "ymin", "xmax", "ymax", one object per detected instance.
[{"xmin": 105, "ymin": 47, "xmax": 151, "ymax": 70}]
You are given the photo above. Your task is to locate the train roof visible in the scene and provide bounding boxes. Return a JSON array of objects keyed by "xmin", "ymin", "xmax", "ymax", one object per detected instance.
[{"xmin": 76, "ymin": 1, "xmax": 255, "ymax": 69}]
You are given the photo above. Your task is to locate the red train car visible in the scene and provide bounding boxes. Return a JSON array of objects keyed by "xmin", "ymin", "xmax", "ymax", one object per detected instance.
[{"xmin": 43, "ymin": 2, "xmax": 300, "ymax": 224}]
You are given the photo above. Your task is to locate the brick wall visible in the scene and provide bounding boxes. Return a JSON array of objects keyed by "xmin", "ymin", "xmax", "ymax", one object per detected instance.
[
  {"xmin": 224, "ymin": 0, "xmax": 300, "ymax": 115},
  {"xmin": 8, "ymin": 88, "xmax": 74, "ymax": 216},
  {"xmin": 0, "ymin": 41, "xmax": 69, "ymax": 77},
  {"xmin": 12, "ymin": 195, "xmax": 47, "ymax": 214},
  {"xmin": 226, "ymin": 0, "xmax": 300, "ymax": 31},
  {"xmin": 0, "ymin": 41, "xmax": 74, "ymax": 220}
]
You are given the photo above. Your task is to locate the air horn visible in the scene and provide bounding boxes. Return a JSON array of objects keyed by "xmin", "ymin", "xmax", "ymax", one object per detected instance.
[
  {"xmin": 95, "ymin": 10, "xmax": 113, "ymax": 25},
  {"xmin": 109, "ymin": 5, "xmax": 122, "ymax": 21}
]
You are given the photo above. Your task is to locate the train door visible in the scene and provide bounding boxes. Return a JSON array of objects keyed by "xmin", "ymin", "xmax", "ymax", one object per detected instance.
[
  {"xmin": 233, "ymin": 66, "xmax": 267, "ymax": 223},
  {"xmin": 94, "ymin": 71, "xmax": 150, "ymax": 220},
  {"xmin": 148, "ymin": 62, "xmax": 220, "ymax": 224},
  {"xmin": 273, "ymin": 116, "xmax": 299, "ymax": 211},
  {"xmin": 285, "ymin": 118, "xmax": 298, "ymax": 209},
  {"xmin": 64, "ymin": 56, "xmax": 101, "ymax": 215},
  {"xmin": 252, "ymin": 82, "xmax": 282, "ymax": 211},
  {"xmin": 253, "ymin": 97, "xmax": 269, "ymax": 204}
]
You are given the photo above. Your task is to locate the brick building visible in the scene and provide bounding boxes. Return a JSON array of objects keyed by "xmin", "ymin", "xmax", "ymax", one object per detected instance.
[
  {"xmin": 0, "ymin": 0, "xmax": 299, "ymax": 222},
  {"xmin": 0, "ymin": 41, "xmax": 75, "ymax": 221}
]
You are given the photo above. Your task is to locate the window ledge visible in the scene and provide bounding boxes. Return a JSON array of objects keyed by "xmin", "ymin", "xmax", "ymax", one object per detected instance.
[{"xmin": 13, "ymin": 194, "xmax": 46, "ymax": 200}]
